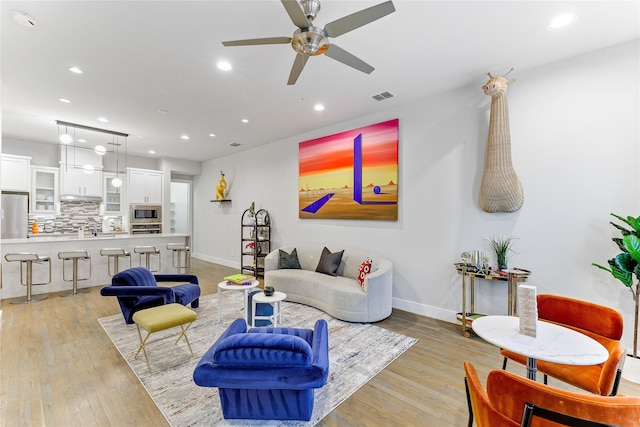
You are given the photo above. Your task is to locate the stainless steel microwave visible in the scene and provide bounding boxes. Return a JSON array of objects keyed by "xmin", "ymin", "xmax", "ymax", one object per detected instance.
[{"xmin": 130, "ymin": 205, "xmax": 161, "ymax": 223}]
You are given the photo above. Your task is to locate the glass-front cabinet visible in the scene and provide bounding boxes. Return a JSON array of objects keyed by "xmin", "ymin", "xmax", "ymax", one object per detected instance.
[
  {"xmin": 31, "ymin": 166, "xmax": 59, "ymax": 213},
  {"xmin": 103, "ymin": 172, "xmax": 124, "ymax": 214}
]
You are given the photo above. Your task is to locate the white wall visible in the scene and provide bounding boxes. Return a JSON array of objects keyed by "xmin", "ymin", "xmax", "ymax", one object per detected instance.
[{"xmin": 195, "ymin": 41, "xmax": 639, "ymax": 349}]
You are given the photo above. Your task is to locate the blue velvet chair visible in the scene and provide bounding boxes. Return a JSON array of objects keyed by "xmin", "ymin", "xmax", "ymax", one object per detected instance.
[
  {"xmin": 100, "ymin": 267, "xmax": 200, "ymax": 324},
  {"xmin": 193, "ymin": 318, "xmax": 329, "ymax": 421}
]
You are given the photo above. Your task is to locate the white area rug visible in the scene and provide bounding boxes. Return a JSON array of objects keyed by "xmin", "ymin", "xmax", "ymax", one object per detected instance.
[{"xmin": 98, "ymin": 291, "xmax": 417, "ymax": 426}]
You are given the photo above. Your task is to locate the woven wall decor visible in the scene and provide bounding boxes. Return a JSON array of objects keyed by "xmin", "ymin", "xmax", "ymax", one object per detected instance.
[{"xmin": 479, "ymin": 69, "xmax": 524, "ymax": 213}]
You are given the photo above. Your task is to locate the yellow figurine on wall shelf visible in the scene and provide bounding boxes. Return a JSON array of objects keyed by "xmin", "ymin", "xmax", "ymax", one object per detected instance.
[{"xmin": 216, "ymin": 171, "xmax": 227, "ymax": 200}]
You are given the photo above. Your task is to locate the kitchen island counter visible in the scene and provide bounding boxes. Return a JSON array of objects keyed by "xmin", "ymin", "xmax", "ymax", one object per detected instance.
[{"xmin": 1, "ymin": 233, "xmax": 191, "ymax": 300}]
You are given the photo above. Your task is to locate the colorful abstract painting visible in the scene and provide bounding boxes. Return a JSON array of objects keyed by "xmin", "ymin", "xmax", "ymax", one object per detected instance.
[{"xmin": 299, "ymin": 119, "xmax": 398, "ymax": 220}]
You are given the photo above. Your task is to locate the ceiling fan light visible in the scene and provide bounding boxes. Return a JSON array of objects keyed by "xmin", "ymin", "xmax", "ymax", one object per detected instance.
[
  {"xmin": 59, "ymin": 133, "xmax": 73, "ymax": 144},
  {"xmin": 292, "ymin": 27, "xmax": 328, "ymax": 56}
]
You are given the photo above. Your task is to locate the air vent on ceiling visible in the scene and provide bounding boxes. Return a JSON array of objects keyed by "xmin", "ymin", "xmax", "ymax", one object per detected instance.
[
  {"xmin": 372, "ymin": 91, "xmax": 395, "ymax": 102},
  {"xmin": 229, "ymin": 142, "xmax": 241, "ymax": 147}
]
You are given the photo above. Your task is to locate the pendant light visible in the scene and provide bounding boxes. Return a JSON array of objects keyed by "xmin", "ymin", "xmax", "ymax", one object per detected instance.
[
  {"xmin": 59, "ymin": 125, "xmax": 73, "ymax": 144},
  {"xmin": 112, "ymin": 135, "xmax": 122, "ymax": 188}
]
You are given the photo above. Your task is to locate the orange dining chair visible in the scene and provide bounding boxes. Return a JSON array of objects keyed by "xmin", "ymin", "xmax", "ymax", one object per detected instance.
[
  {"xmin": 501, "ymin": 294, "xmax": 626, "ymax": 396},
  {"xmin": 463, "ymin": 361, "xmax": 640, "ymax": 427}
]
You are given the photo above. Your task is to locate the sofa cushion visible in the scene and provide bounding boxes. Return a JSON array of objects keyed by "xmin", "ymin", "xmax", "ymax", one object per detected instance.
[
  {"xmin": 279, "ymin": 248, "xmax": 302, "ymax": 269},
  {"xmin": 315, "ymin": 247, "xmax": 344, "ymax": 276},
  {"xmin": 357, "ymin": 257, "xmax": 373, "ymax": 287}
]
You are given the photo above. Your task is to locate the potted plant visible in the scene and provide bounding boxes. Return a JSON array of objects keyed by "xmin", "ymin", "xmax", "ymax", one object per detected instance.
[
  {"xmin": 592, "ymin": 213, "xmax": 640, "ymax": 360},
  {"xmin": 244, "ymin": 201, "xmax": 256, "ymax": 225},
  {"xmin": 487, "ymin": 234, "xmax": 517, "ymax": 271},
  {"xmin": 264, "ymin": 285, "xmax": 275, "ymax": 296}
]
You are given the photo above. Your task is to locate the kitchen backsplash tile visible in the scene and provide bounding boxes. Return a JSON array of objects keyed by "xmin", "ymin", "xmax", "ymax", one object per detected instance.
[{"xmin": 29, "ymin": 200, "xmax": 122, "ymax": 234}]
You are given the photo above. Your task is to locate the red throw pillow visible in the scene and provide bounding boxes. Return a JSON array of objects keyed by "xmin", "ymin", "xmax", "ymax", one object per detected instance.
[{"xmin": 357, "ymin": 258, "xmax": 373, "ymax": 288}]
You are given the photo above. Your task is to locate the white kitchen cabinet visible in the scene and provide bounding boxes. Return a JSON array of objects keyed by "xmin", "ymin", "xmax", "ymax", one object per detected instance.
[
  {"xmin": 127, "ymin": 168, "xmax": 163, "ymax": 204},
  {"xmin": 60, "ymin": 165, "xmax": 103, "ymax": 197},
  {"xmin": 1, "ymin": 154, "xmax": 31, "ymax": 192},
  {"xmin": 103, "ymin": 172, "xmax": 125, "ymax": 214},
  {"xmin": 31, "ymin": 166, "xmax": 59, "ymax": 213}
]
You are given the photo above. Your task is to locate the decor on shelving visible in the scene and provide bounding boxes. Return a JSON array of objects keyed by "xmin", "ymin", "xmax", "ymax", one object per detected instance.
[
  {"xmin": 592, "ymin": 213, "xmax": 640, "ymax": 361},
  {"xmin": 215, "ymin": 171, "xmax": 227, "ymax": 200},
  {"xmin": 299, "ymin": 119, "xmax": 398, "ymax": 220},
  {"xmin": 487, "ymin": 234, "xmax": 517, "ymax": 271},
  {"xmin": 479, "ymin": 69, "xmax": 524, "ymax": 213}
]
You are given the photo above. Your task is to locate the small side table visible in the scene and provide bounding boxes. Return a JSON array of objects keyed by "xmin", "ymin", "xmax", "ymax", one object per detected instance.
[
  {"xmin": 251, "ymin": 291, "xmax": 286, "ymax": 327},
  {"xmin": 217, "ymin": 280, "xmax": 259, "ymax": 323}
]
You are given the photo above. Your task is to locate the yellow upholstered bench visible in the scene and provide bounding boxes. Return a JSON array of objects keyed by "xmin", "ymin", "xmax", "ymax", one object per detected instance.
[{"xmin": 132, "ymin": 303, "xmax": 197, "ymax": 373}]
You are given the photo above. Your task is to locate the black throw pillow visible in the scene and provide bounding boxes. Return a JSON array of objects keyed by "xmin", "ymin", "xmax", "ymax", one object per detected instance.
[
  {"xmin": 315, "ymin": 247, "xmax": 344, "ymax": 276},
  {"xmin": 279, "ymin": 248, "xmax": 301, "ymax": 269}
]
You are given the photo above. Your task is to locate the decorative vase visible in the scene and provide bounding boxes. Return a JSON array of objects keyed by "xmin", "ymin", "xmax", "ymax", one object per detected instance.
[{"xmin": 264, "ymin": 287, "xmax": 274, "ymax": 296}]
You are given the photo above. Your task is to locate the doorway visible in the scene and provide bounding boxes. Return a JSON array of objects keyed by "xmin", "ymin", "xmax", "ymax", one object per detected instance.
[{"xmin": 170, "ymin": 180, "xmax": 191, "ymax": 235}]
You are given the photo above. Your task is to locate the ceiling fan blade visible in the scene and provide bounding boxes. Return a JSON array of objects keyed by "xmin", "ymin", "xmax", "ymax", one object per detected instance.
[
  {"xmin": 222, "ymin": 37, "xmax": 292, "ymax": 47},
  {"xmin": 324, "ymin": 44, "xmax": 374, "ymax": 74},
  {"xmin": 281, "ymin": 0, "xmax": 310, "ymax": 29},
  {"xmin": 287, "ymin": 54, "xmax": 309, "ymax": 85},
  {"xmin": 324, "ymin": 1, "xmax": 396, "ymax": 38}
]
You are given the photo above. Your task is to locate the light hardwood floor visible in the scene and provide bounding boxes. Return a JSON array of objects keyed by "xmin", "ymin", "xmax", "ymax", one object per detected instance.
[{"xmin": 2, "ymin": 258, "xmax": 639, "ymax": 426}]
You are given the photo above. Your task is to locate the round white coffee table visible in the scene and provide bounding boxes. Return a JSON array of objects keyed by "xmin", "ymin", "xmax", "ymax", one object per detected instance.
[
  {"xmin": 217, "ymin": 280, "xmax": 259, "ymax": 323},
  {"xmin": 251, "ymin": 291, "xmax": 287, "ymax": 327}
]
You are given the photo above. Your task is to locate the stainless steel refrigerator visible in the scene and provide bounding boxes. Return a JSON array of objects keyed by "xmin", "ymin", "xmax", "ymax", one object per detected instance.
[{"xmin": 1, "ymin": 191, "xmax": 29, "ymax": 239}]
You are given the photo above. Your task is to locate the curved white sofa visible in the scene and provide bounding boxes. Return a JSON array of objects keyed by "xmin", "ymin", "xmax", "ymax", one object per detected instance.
[{"xmin": 264, "ymin": 243, "xmax": 393, "ymax": 323}]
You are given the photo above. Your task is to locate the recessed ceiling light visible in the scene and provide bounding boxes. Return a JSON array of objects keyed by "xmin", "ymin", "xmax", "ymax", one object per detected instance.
[
  {"xmin": 77, "ymin": 139, "xmax": 87, "ymax": 143},
  {"xmin": 157, "ymin": 109, "xmax": 168, "ymax": 114},
  {"xmin": 209, "ymin": 133, "xmax": 216, "ymax": 137},
  {"xmin": 229, "ymin": 142, "xmax": 241, "ymax": 147},
  {"xmin": 58, "ymin": 98, "xmax": 71, "ymax": 103},
  {"xmin": 314, "ymin": 104, "xmax": 325, "ymax": 111},
  {"xmin": 217, "ymin": 61, "xmax": 232, "ymax": 71},
  {"xmin": 148, "ymin": 150, "xmax": 156, "ymax": 154},
  {"xmin": 548, "ymin": 14, "xmax": 576, "ymax": 30},
  {"xmin": 97, "ymin": 117, "xmax": 109, "ymax": 123},
  {"xmin": 181, "ymin": 135, "xmax": 190, "ymax": 140},
  {"xmin": 11, "ymin": 11, "xmax": 36, "ymax": 27},
  {"xmin": 242, "ymin": 119, "xmax": 249, "ymax": 123},
  {"xmin": 137, "ymin": 135, "xmax": 144, "ymax": 139},
  {"xmin": 68, "ymin": 66, "xmax": 83, "ymax": 74}
]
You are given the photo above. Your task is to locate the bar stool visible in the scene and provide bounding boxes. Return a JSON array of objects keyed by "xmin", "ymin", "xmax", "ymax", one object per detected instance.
[
  {"xmin": 134, "ymin": 246, "xmax": 161, "ymax": 272},
  {"xmin": 100, "ymin": 248, "xmax": 131, "ymax": 276},
  {"xmin": 4, "ymin": 252, "xmax": 51, "ymax": 304},
  {"xmin": 58, "ymin": 250, "xmax": 92, "ymax": 297},
  {"xmin": 167, "ymin": 243, "xmax": 190, "ymax": 273}
]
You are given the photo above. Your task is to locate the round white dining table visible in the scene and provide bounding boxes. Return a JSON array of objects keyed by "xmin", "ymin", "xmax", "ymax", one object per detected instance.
[{"xmin": 472, "ymin": 315, "xmax": 608, "ymax": 380}]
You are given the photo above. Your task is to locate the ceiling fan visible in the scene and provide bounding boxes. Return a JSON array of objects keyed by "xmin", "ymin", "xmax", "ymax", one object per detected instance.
[{"xmin": 222, "ymin": 0, "xmax": 396, "ymax": 85}]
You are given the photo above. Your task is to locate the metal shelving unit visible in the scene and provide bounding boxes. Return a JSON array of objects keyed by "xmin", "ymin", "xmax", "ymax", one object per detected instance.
[{"xmin": 240, "ymin": 208, "xmax": 270, "ymax": 277}]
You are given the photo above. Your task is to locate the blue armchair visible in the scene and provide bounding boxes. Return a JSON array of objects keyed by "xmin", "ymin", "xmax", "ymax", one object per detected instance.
[
  {"xmin": 193, "ymin": 318, "xmax": 329, "ymax": 421},
  {"xmin": 100, "ymin": 267, "xmax": 200, "ymax": 324}
]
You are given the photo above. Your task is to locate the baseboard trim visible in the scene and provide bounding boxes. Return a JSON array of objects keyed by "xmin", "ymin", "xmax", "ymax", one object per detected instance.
[{"xmin": 392, "ymin": 296, "xmax": 458, "ymax": 325}]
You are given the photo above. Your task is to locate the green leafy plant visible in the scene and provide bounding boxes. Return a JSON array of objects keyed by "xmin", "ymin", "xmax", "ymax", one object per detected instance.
[
  {"xmin": 487, "ymin": 234, "xmax": 517, "ymax": 270},
  {"xmin": 592, "ymin": 213, "xmax": 640, "ymax": 358}
]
